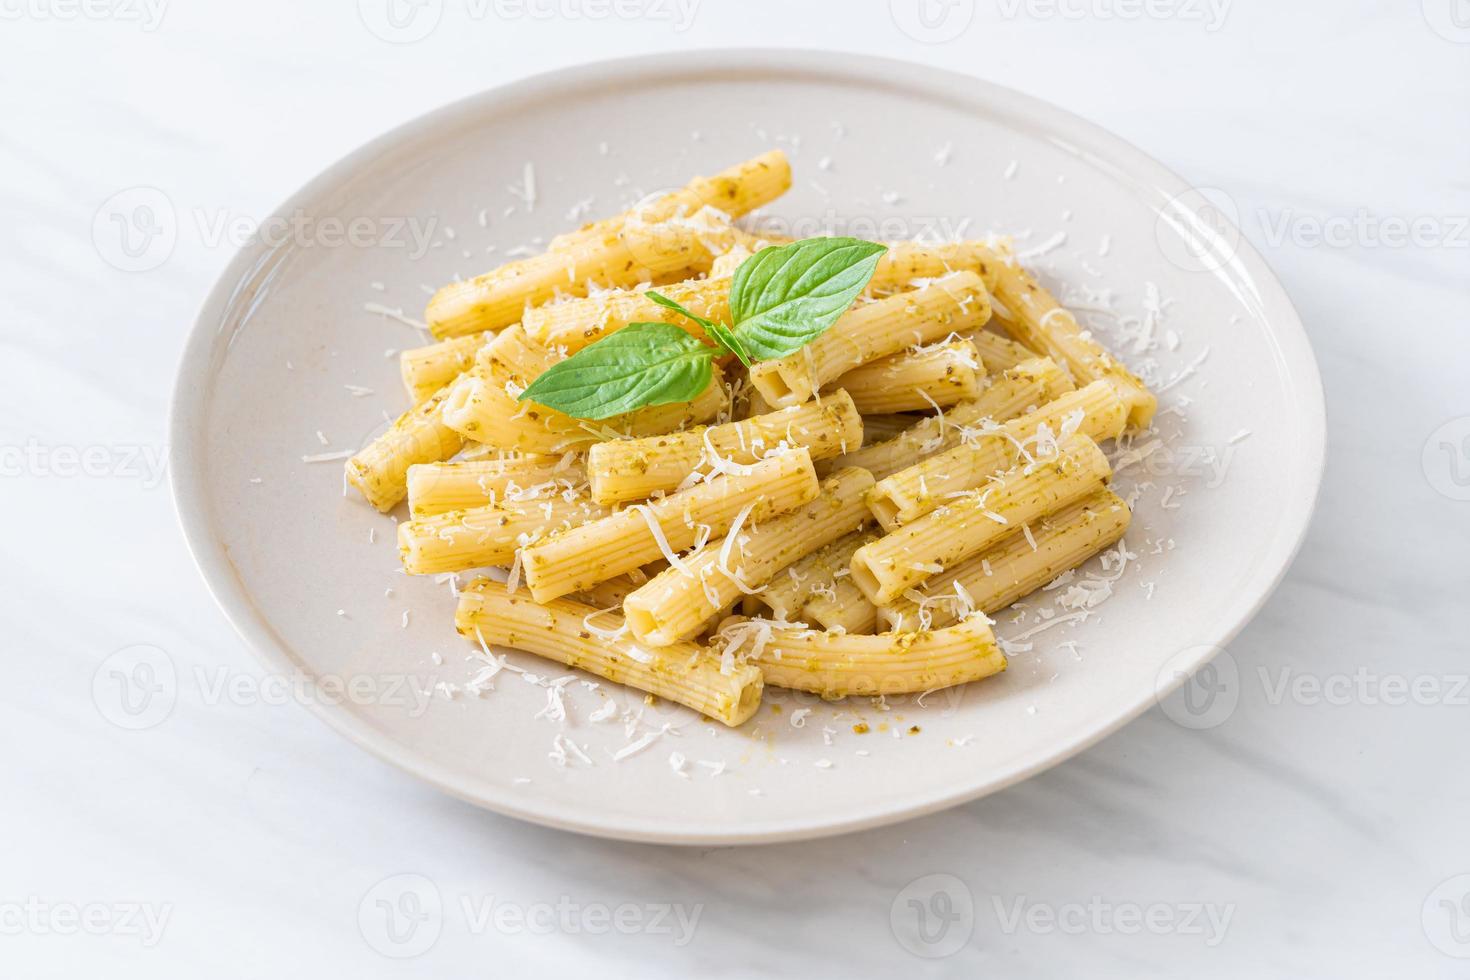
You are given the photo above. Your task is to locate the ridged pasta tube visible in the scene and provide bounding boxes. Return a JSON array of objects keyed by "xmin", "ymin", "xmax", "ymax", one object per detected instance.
[
  {"xmin": 879, "ymin": 488, "xmax": 1132, "ymax": 631},
  {"xmin": 966, "ymin": 329, "xmax": 1035, "ymax": 374},
  {"xmin": 426, "ymin": 223, "xmax": 721, "ymax": 338},
  {"xmin": 867, "ymin": 379, "xmax": 1126, "ymax": 529},
  {"xmin": 829, "ymin": 340, "xmax": 982, "ymax": 414},
  {"xmin": 406, "ymin": 456, "xmax": 580, "ymax": 518},
  {"xmin": 828, "ymin": 358, "xmax": 1072, "ymax": 481},
  {"xmin": 399, "ymin": 331, "xmax": 493, "ymax": 402},
  {"xmin": 523, "ymin": 276, "xmax": 732, "ymax": 353},
  {"xmin": 398, "ymin": 494, "xmax": 607, "ymax": 574},
  {"xmin": 850, "ymin": 434, "xmax": 1113, "ymax": 604},
  {"xmin": 753, "ymin": 529, "xmax": 880, "ymax": 634},
  {"xmin": 748, "ymin": 271, "xmax": 991, "ymax": 407},
  {"xmin": 986, "ymin": 258, "xmax": 1157, "ymax": 429},
  {"xmin": 723, "ymin": 614, "xmax": 1005, "ymax": 698},
  {"xmin": 345, "ymin": 384, "xmax": 465, "ymax": 512},
  {"xmin": 456, "ymin": 584, "xmax": 764, "ymax": 727},
  {"xmin": 586, "ymin": 390, "xmax": 863, "ymax": 505},
  {"xmin": 623, "ymin": 467, "xmax": 876, "ymax": 646},
  {"xmin": 522, "ymin": 448, "xmax": 820, "ymax": 602},
  {"xmin": 548, "ymin": 150, "xmax": 792, "ymax": 251}
]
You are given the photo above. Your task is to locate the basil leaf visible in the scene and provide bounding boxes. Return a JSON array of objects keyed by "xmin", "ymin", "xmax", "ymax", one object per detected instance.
[
  {"xmin": 645, "ymin": 290, "xmax": 752, "ymax": 367},
  {"xmin": 518, "ymin": 322, "xmax": 715, "ymax": 420},
  {"xmin": 728, "ymin": 237, "xmax": 888, "ymax": 361}
]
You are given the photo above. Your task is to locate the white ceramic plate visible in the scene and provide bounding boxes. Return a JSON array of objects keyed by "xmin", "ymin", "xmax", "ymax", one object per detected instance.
[{"xmin": 171, "ymin": 51, "xmax": 1324, "ymax": 844}]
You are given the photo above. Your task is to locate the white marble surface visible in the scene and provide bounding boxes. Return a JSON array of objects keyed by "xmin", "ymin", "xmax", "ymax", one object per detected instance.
[{"xmin": 5, "ymin": 2, "xmax": 1469, "ymax": 976}]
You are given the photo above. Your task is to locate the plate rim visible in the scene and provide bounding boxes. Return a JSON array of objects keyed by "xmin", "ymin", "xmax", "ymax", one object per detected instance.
[{"xmin": 169, "ymin": 48, "xmax": 1327, "ymax": 846}]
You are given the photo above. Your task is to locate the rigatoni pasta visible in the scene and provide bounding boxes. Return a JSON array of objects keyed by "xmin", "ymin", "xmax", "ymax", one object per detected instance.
[
  {"xmin": 406, "ymin": 456, "xmax": 579, "ymax": 517},
  {"xmin": 850, "ymin": 434, "xmax": 1114, "ymax": 605},
  {"xmin": 398, "ymin": 494, "xmax": 607, "ymax": 575},
  {"xmin": 622, "ymin": 467, "xmax": 875, "ymax": 646},
  {"xmin": 853, "ymin": 414, "xmax": 920, "ymax": 444},
  {"xmin": 720, "ymin": 614, "xmax": 1005, "ymax": 698},
  {"xmin": 867, "ymin": 379, "xmax": 1127, "ymax": 529},
  {"xmin": 985, "ymin": 257, "xmax": 1157, "ymax": 429},
  {"xmin": 863, "ymin": 239, "xmax": 1014, "ymax": 295},
  {"xmin": 879, "ymin": 488, "xmax": 1131, "ymax": 632},
  {"xmin": 525, "ymin": 239, "xmax": 1011, "ymax": 357},
  {"xmin": 749, "ymin": 270, "xmax": 992, "ymax": 407},
  {"xmin": 828, "ymin": 340, "xmax": 982, "ymax": 414},
  {"xmin": 399, "ymin": 331, "xmax": 493, "ymax": 402},
  {"xmin": 345, "ymin": 384, "xmax": 465, "ymax": 512},
  {"xmin": 521, "ymin": 448, "xmax": 820, "ymax": 602},
  {"xmin": 753, "ymin": 529, "xmax": 881, "ymax": 634},
  {"xmin": 523, "ymin": 275, "xmax": 733, "ymax": 354},
  {"xmin": 966, "ymin": 328, "xmax": 1035, "ymax": 374},
  {"xmin": 548, "ymin": 149, "xmax": 792, "ymax": 252},
  {"xmin": 586, "ymin": 390, "xmax": 863, "ymax": 505},
  {"xmin": 828, "ymin": 357, "xmax": 1072, "ymax": 481},
  {"xmin": 336, "ymin": 150, "xmax": 1156, "ymax": 736},
  {"xmin": 754, "ymin": 529, "xmax": 876, "ymax": 620},
  {"xmin": 457, "ymin": 583, "xmax": 763, "ymax": 727}
]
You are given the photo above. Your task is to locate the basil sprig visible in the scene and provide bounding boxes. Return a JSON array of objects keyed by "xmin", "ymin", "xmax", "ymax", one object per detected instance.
[
  {"xmin": 727, "ymin": 237, "xmax": 886, "ymax": 360},
  {"xmin": 519, "ymin": 237, "xmax": 886, "ymax": 419},
  {"xmin": 515, "ymin": 322, "xmax": 713, "ymax": 420},
  {"xmin": 645, "ymin": 290, "xmax": 752, "ymax": 367}
]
